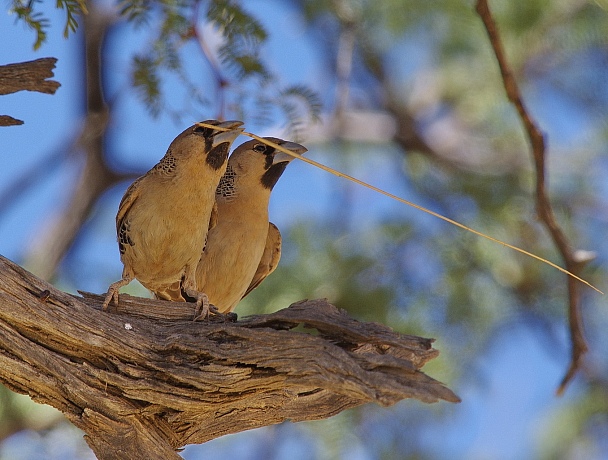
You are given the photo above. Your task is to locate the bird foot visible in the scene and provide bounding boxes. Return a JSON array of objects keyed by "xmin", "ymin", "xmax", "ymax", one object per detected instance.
[
  {"xmin": 187, "ymin": 291, "xmax": 218, "ymax": 321},
  {"xmin": 193, "ymin": 305, "xmax": 219, "ymax": 322},
  {"xmin": 102, "ymin": 289, "xmax": 118, "ymax": 311},
  {"xmin": 225, "ymin": 312, "xmax": 238, "ymax": 322},
  {"xmin": 102, "ymin": 278, "xmax": 131, "ymax": 311},
  {"xmin": 101, "ymin": 286, "xmax": 118, "ymax": 311}
]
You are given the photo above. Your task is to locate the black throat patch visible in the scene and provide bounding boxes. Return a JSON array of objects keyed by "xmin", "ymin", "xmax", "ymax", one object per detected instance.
[
  {"xmin": 263, "ymin": 147, "xmax": 277, "ymax": 170},
  {"xmin": 261, "ymin": 162, "xmax": 288, "ymax": 190},
  {"xmin": 206, "ymin": 143, "xmax": 230, "ymax": 170}
]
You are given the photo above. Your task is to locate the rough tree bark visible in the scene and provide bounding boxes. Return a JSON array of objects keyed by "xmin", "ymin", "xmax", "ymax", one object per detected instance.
[
  {"xmin": 0, "ymin": 255, "xmax": 459, "ymax": 459},
  {"xmin": 0, "ymin": 58, "xmax": 61, "ymax": 126}
]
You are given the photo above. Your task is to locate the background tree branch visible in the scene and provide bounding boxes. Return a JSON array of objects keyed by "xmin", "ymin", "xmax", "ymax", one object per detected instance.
[
  {"xmin": 0, "ymin": 254, "xmax": 458, "ymax": 459},
  {"xmin": 475, "ymin": 0, "xmax": 591, "ymax": 395},
  {"xmin": 24, "ymin": 7, "xmax": 134, "ymax": 280}
]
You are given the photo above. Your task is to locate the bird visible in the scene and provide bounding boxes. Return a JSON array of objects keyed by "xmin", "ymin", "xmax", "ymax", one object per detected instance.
[
  {"xmin": 102, "ymin": 119, "xmax": 244, "ymax": 318},
  {"xmin": 154, "ymin": 137, "xmax": 307, "ymax": 315}
]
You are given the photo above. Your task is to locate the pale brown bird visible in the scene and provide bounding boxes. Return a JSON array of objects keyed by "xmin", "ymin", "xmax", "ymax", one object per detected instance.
[
  {"xmin": 196, "ymin": 137, "xmax": 307, "ymax": 314},
  {"xmin": 153, "ymin": 137, "xmax": 306, "ymax": 315},
  {"xmin": 102, "ymin": 120, "xmax": 244, "ymax": 317}
]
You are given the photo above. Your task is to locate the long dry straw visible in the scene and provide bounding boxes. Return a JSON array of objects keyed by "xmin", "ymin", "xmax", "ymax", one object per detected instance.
[{"xmin": 197, "ymin": 122, "xmax": 602, "ymax": 294}]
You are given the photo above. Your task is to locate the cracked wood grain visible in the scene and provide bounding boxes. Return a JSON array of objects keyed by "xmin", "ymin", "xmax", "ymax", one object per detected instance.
[{"xmin": 0, "ymin": 255, "xmax": 458, "ymax": 459}]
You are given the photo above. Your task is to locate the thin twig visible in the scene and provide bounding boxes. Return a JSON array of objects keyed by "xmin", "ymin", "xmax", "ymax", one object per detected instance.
[
  {"xmin": 330, "ymin": 9, "xmax": 357, "ymax": 231},
  {"xmin": 196, "ymin": 122, "xmax": 601, "ymax": 295},
  {"xmin": 191, "ymin": 0, "xmax": 227, "ymax": 120},
  {"xmin": 475, "ymin": 0, "xmax": 589, "ymax": 394},
  {"xmin": 332, "ymin": 3, "xmax": 356, "ymax": 128}
]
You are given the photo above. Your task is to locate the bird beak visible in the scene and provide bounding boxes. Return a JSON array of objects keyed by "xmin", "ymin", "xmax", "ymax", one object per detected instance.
[
  {"xmin": 272, "ymin": 141, "xmax": 308, "ymax": 165},
  {"xmin": 212, "ymin": 120, "xmax": 244, "ymax": 148}
]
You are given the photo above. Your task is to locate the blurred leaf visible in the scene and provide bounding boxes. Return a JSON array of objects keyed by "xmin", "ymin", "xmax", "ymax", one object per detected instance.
[
  {"xmin": 11, "ymin": 0, "xmax": 86, "ymax": 48},
  {"xmin": 132, "ymin": 54, "xmax": 163, "ymax": 116}
]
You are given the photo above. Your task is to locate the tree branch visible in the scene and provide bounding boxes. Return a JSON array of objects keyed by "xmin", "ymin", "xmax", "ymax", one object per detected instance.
[
  {"xmin": 0, "ymin": 58, "xmax": 60, "ymax": 96},
  {"xmin": 191, "ymin": 2, "xmax": 228, "ymax": 120},
  {"xmin": 0, "ymin": 58, "xmax": 61, "ymax": 126},
  {"xmin": 0, "ymin": 254, "xmax": 458, "ymax": 459},
  {"xmin": 0, "ymin": 115, "xmax": 23, "ymax": 126},
  {"xmin": 475, "ymin": 0, "xmax": 589, "ymax": 394}
]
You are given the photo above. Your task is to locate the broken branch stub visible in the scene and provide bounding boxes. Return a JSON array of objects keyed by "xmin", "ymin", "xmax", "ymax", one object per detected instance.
[{"xmin": 0, "ymin": 58, "xmax": 61, "ymax": 126}]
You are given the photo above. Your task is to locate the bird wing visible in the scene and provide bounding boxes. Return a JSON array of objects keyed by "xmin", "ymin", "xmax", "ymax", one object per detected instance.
[
  {"xmin": 208, "ymin": 201, "xmax": 218, "ymax": 232},
  {"xmin": 116, "ymin": 176, "xmax": 145, "ymax": 254},
  {"xmin": 242, "ymin": 222, "xmax": 282, "ymax": 299}
]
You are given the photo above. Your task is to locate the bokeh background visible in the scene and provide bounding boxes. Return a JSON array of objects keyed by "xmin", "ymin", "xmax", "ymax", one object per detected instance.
[{"xmin": 1, "ymin": 1, "xmax": 607, "ymax": 459}]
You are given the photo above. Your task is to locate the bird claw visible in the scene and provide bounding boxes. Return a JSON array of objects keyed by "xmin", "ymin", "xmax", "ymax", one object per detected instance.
[
  {"xmin": 189, "ymin": 291, "xmax": 217, "ymax": 321},
  {"xmin": 102, "ymin": 287, "xmax": 119, "ymax": 311},
  {"xmin": 225, "ymin": 312, "xmax": 238, "ymax": 322},
  {"xmin": 193, "ymin": 305, "xmax": 218, "ymax": 321},
  {"xmin": 102, "ymin": 278, "xmax": 131, "ymax": 312}
]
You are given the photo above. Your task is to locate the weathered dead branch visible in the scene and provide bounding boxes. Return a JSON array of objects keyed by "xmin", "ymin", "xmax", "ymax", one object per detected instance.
[
  {"xmin": 0, "ymin": 58, "xmax": 60, "ymax": 126},
  {"xmin": 0, "ymin": 57, "xmax": 60, "ymax": 96},
  {"xmin": 0, "ymin": 255, "xmax": 458, "ymax": 459}
]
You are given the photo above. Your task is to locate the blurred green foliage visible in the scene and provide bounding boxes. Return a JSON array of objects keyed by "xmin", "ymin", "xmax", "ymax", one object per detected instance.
[{"xmin": 10, "ymin": 0, "xmax": 87, "ymax": 49}]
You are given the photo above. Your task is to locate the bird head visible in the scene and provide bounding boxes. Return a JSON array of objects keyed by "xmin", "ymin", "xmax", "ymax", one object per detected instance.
[
  {"xmin": 228, "ymin": 137, "xmax": 308, "ymax": 190},
  {"xmin": 168, "ymin": 120, "xmax": 244, "ymax": 170}
]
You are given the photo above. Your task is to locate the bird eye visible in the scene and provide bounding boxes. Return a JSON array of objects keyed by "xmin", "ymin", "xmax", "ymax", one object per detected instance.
[
  {"xmin": 193, "ymin": 126, "xmax": 207, "ymax": 133},
  {"xmin": 253, "ymin": 144, "xmax": 267, "ymax": 153}
]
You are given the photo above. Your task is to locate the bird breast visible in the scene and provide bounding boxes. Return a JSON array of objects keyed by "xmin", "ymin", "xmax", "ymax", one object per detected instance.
[
  {"xmin": 196, "ymin": 206, "xmax": 270, "ymax": 312},
  {"xmin": 121, "ymin": 167, "xmax": 221, "ymax": 288}
]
